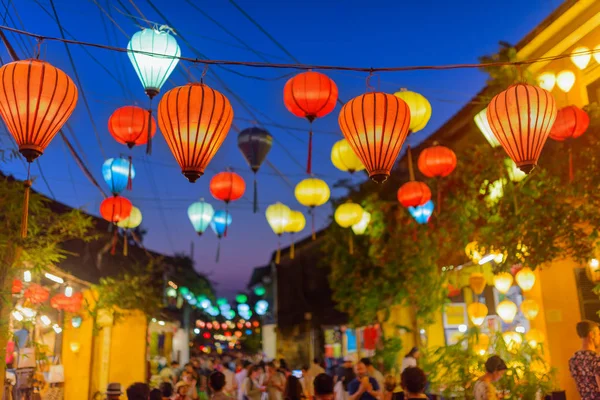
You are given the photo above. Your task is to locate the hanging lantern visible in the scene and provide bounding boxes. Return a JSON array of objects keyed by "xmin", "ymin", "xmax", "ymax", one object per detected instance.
[
  {"xmin": 469, "ymin": 273, "xmax": 486, "ymax": 295},
  {"xmin": 295, "ymin": 178, "xmax": 330, "ymax": 240},
  {"xmin": 335, "ymin": 202, "xmax": 364, "ymax": 254},
  {"xmin": 515, "ymin": 267, "xmax": 536, "ymax": 291},
  {"xmin": 493, "ymin": 272, "xmax": 513, "ymax": 294},
  {"xmin": 24, "ymin": 284, "xmax": 50, "ymax": 305},
  {"xmin": 549, "ymin": 105, "xmax": 589, "ymax": 141},
  {"xmin": 496, "ymin": 299, "xmax": 518, "ymax": 323},
  {"xmin": 397, "ymin": 181, "xmax": 431, "ymax": 208},
  {"xmin": 0, "ymin": 59, "xmax": 78, "ymax": 238},
  {"xmin": 447, "ymin": 283, "xmax": 461, "ymax": 298},
  {"xmin": 210, "ymin": 172, "xmax": 246, "ymax": 204},
  {"xmin": 12, "ymin": 279, "xmax": 22, "ymax": 294},
  {"xmin": 471, "ymin": 333, "xmax": 490, "ymax": 355},
  {"xmin": 525, "ymin": 329, "xmax": 545, "ymax": 348},
  {"xmin": 117, "ymin": 206, "xmax": 142, "ymax": 230},
  {"xmin": 502, "ymin": 331, "xmax": 523, "ymax": 351},
  {"xmin": 352, "ymin": 211, "xmax": 371, "ymax": 235},
  {"xmin": 266, "ymin": 202, "xmax": 292, "ymax": 264},
  {"xmin": 100, "ymin": 196, "xmax": 132, "ymax": 224},
  {"xmin": 587, "ymin": 259, "xmax": 600, "ymax": 283},
  {"xmin": 418, "ymin": 145, "xmax": 457, "ymax": 178},
  {"xmin": 467, "ymin": 302, "xmax": 488, "ymax": 326},
  {"xmin": 473, "ymin": 108, "xmax": 501, "ymax": 148},
  {"xmin": 238, "ymin": 127, "xmax": 273, "ymax": 213},
  {"xmin": 108, "ymin": 106, "xmax": 156, "ymax": 148},
  {"xmin": 210, "ymin": 210, "xmax": 232, "ymax": 263},
  {"xmin": 102, "ymin": 157, "xmax": 135, "ymax": 195},
  {"xmin": 283, "ymin": 71, "xmax": 338, "ymax": 174},
  {"xmin": 556, "ymin": 70, "xmax": 576, "ymax": 93},
  {"xmin": 339, "ymin": 92, "xmax": 411, "ymax": 183},
  {"xmin": 537, "ymin": 72, "xmax": 556, "ymax": 92},
  {"xmin": 487, "ymin": 83, "xmax": 557, "ymax": 173},
  {"xmin": 465, "ymin": 241, "xmax": 485, "ymax": 264},
  {"xmin": 505, "ymin": 158, "xmax": 527, "ymax": 183},
  {"xmin": 158, "ymin": 83, "xmax": 234, "ymax": 182},
  {"xmin": 408, "ymin": 200, "xmax": 434, "ymax": 224},
  {"xmin": 521, "ymin": 299, "xmax": 540, "ymax": 320},
  {"xmin": 571, "ymin": 47, "xmax": 591, "ymax": 70},
  {"xmin": 127, "ymin": 27, "xmax": 180, "ymax": 99},
  {"xmin": 595, "ymin": 45, "xmax": 600, "ymax": 64},
  {"xmin": 285, "ymin": 210, "xmax": 306, "ymax": 260},
  {"xmin": 393, "ymin": 89, "xmax": 432, "ymax": 133},
  {"xmin": 331, "ymin": 138, "xmax": 365, "ymax": 173},
  {"xmin": 187, "ymin": 200, "xmax": 215, "ymax": 236},
  {"xmin": 51, "ymin": 292, "xmax": 83, "ymax": 313}
]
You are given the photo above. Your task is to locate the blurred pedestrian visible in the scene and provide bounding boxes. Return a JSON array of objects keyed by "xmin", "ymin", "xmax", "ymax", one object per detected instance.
[
  {"xmin": 126, "ymin": 382, "xmax": 150, "ymax": 400},
  {"xmin": 334, "ymin": 364, "xmax": 355, "ymax": 400},
  {"xmin": 265, "ymin": 362, "xmax": 285, "ymax": 400},
  {"xmin": 159, "ymin": 382, "xmax": 173, "ymax": 400},
  {"xmin": 284, "ymin": 375, "xmax": 304, "ymax": 400},
  {"xmin": 399, "ymin": 367, "xmax": 427, "ymax": 400},
  {"xmin": 106, "ymin": 383, "xmax": 123, "ymax": 400},
  {"xmin": 215, "ymin": 358, "xmax": 237, "ymax": 397},
  {"xmin": 243, "ymin": 365, "xmax": 265, "ymax": 400},
  {"xmin": 348, "ymin": 360, "xmax": 381, "ymax": 400},
  {"xmin": 401, "ymin": 349, "xmax": 419, "ymax": 373},
  {"xmin": 150, "ymin": 388, "xmax": 162, "ymax": 400},
  {"xmin": 209, "ymin": 371, "xmax": 228, "ymax": 400},
  {"xmin": 174, "ymin": 381, "xmax": 193, "ymax": 400},
  {"xmin": 383, "ymin": 375, "xmax": 397, "ymax": 400},
  {"xmin": 360, "ymin": 358, "xmax": 384, "ymax": 394},
  {"xmin": 569, "ymin": 320, "xmax": 600, "ymax": 400},
  {"xmin": 314, "ymin": 373, "xmax": 334, "ymax": 400},
  {"xmin": 473, "ymin": 355, "xmax": 507, "ymax": 400},
  {"xmin": 235, "ymin": 361, "xmax": 249, "ymax": 400}
]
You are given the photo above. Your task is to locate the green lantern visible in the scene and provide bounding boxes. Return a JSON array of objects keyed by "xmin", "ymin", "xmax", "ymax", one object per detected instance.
[
  {"xmin": 254, "ymin": 285, "xmax": 266, "ymax": 297},
  {"xmin": 236, "ymin": 294, "xmax": 248, "ymax": 304},
  {"xmin": 217, "ymin": 298, "xmax": 228, "ymax": 306},
  {"xmin": 179, "ymin": 287, "xmax": 190, "ymax": 296}
]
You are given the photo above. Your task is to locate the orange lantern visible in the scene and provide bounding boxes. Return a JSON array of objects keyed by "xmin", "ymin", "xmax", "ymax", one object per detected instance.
[
  {"xmin": 283, "ymin": 71, "xmax": 338, "ymax": 174},
  {"xmin": 158, "ymin": 83, "xmax": 234, "ymax": 182},
  {"xmin": 397, "ymin": 182, "xmax": 431, "ymax": 208},
  {"xmin": 549, "ymin": 105, "xmax": 589, "ymax": 181},
  {"xmin": 24, "ymin": 283, "xmax": 50, "ymax": 304},
  {"xmin": 0, "ymin": 60, "xmax": 78, "ymax": 237},
  {"xmin": 339, "ymin": 92, "xmax": 411, "ymax": 183},
  {"xmin": 469, "ymin": 273, "xmax": 486, "ymax": 295},
  {"xmin": 51, "ymin": 292, "xmax": 83, "ymax": 313},
  {"xmin": 12, "ymin": 279, "xmax": 22, "ymax": 294},
  {"xmin": 108, "ymin": 105, "xmax": 156, "ymax": 148},
  {"xmin": 487, "ymin": 83, "xmax": 557, "ymax": 173},
  {"xmin": 418, "ymin": 145, "xmax": 457, "ymax": 178},
  {"xmin": 521, "ymin": 299, "xmax": 540, "ymax": 320},
  {"xmin": 100, "ymin": 197, "xmax": 133, "ymax": 224},
  {"xmin": 210, "ymin": 172, "xmax": 246, "ymax": 204},
  {"xmin": 467, "ymin": 302, "xmax": 488, "ymax": 326}
]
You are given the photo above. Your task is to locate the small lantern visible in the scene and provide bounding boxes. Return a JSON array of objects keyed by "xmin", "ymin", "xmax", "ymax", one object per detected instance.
[
  {"xmin": 393, "ymin": 89, "xmax": 432, "ymax": 133},
  {"xmin": 187, "ymin": 201, "xmax": 215, "ymax": 236},
  {"xmin": 571, "ymin": 47, "xmax": 591, "ymax": 70},
  {"xmin": 556, "ymin": 70, "xmax": 576, "ymax": 93},
  {"xmin": 335, "ymin": 202, "xmax": 364, "ymax": 254},
  {"xmin": 352, "ymin": 211, "xmax": 371, "ymax": 235},
  {"xmin": 503, "ymin": 331, "xmax": 523, "ymax": 351},
  {"xmin": 497, "ymin": 299, "xmax": 518, "ymax": 323},
  {"xmin": 471, "ymin": 333, "xmax": 490, "ymax": 356},
  {"xmin": 331, "ymin": 138, "xmax": 365, "ymax": 173},
  {"xmin": 587, "ymin": 259, "xmax": 600, "ymax": 283},
  {"xmin": 469, "ymin": 273, "xmax": 486, "ymax": 295},
  {"xmin": 408, "ymin": 200, "xmax": 434, "ymax": 224},
  {"xmin": 520, "ymin": 299, "xmax": 540, "ymax": 320},
  {"xmin": 515, "ymin": 267, "xmax": 535, "ymax": 291},
  {"xmin": 493, "ymin": 273, "xmax": 513, "ymax": 294},
  {"xmin": 537, "ymin": 72, "xmax": 556, "ymax": 92},
  {"xmin": 474, "ymin": 107, "xmax": 500, "ymax": 148},
  {"xmin": 467, "ymin": 302, "xmax": 488, "ymax": 326},
  {"xmin": 525, "ymin": 329, "xmax": 545, "ymax": 348}
]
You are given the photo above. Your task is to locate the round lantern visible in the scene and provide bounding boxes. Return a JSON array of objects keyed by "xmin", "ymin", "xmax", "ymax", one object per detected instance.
[
  {"xmin": 188, "ymin": 200, "xmax": 215, "ymax": 236},
  {"xmin": 127, "ymin": 27, "xmax": 180, "ymax": 99},
  {"xmin": 465, "ymin": 242, "xmax": 485, "ymax": 264},
  {"xmin": 469, "ymin": 273, "xmax": 487, "ymax": 295},
  {"xmin": 393, "ymin": 89, "xmax": 432, "ymax": 133},
  {"xmin": 266, "ymin": 202, "xmax": 291, "ymax": 264},
  {"xmin": 474, "ymin": 108, "xmax": 501, "ymax": 148},
  {"xmin": 571, "ymin": 46, "xmax": 591, "ymax": 70},
  {"xmin": 339, "ymin": 92, "xmax": 411, "ymax": 183},
  {"xmin": 397, "ymin": 181, "xmax": 431, "ymax": 208},
  {"xmin": 521, "ymin": 299, "xmax": 540, "ymax": 320},
  {"xmin": 486, "ymin": 83, "xmax": 557, "ymax": 173},
  {"xmin": 408, "ymin": 200, "xmax": 434, "ymax": 224},
  {"xmin": 210, "ymin": 210, "xmax": 232, "ymax": 263},
  {"xmin": 100, "ymin": 196, "xmax": 132, "ymax": 224},
  {"xmin": 352, "ymin": 211, "xmax": 371, "ymax": 235},
  {"xmin": 283, "ymin": 71, "xmax": 338, "ymax": 174},
  {"xmin": 210, "ymin": 172, "xmax": 246, "ymax": 204},
  {"xmin": 493, "ymin": 272, "xmax": 513, "ymax": 294},
  {"xmin": 108, "ymin": 106, "xmax": 156, "ymax": 148},
  {"xmin": 24, "ymin": 283, "xmax": 49, "ymax": 304},
  {"xmin": 497, "ymin": 299, "xmax": 518, "ymax": 323},
  {"xmin": 285, "ymin": 210, "xmax": 306, "ymax": 260},
  {"xmin": 549, "ymin": 105, "xmax": 589, "ymax": 141},
  {"xmin": 238, "ymin": 127, "xmax": 273, "ymax": 213},
  {"xmin": 587, "ymin": 258, "xmax": 600, "ymax": 283},
  {"xmin": 471, "ymin": 333, "xmax": 490, "ymax": 355},
  {"xmin": 467, "ymin": 302, "xmax": 488, "ymax": 326},
  {"xmin": 516, "ymin": 267, "xmax": 536, "ymax": 291},
  {"xmin": 335, "ymin": 202, "xmax": 364, "ymax": 255},
  {"xmin": 537, "ymin": 72, "xmax": 556, "ymax": 92},
  {"xmin": 117, "ymin": 206, "xmax": 142, "ymax": 230},
  {"xmin": 331, "ymin": 139, "xmax": 365, "ymax": 173},
  {"xmin": 12, "ymin": 279, "xmax": 22, "ymax": 294},
  {"xmin": 102, "ymin": 157, "xmax": 135, "ymax": 195},
  {"xmin": 503, "ymin": 331, "xmax": 523, "ymax": 351},
  {"xmin": 525, "ymin": 329, "xmax": 545, "ymax": 347},
  {"xmin": 556, "ymin": 70, "xmax": 576, "ymax": 93},
  {"xmin": 295, "ymin": 178, "xmax": 330, "ymax": 240},
  {"xmin": 418, "ymin": 145, "xmax": 457, "ymax": 178},
  {"xmin": 158, "ymin": 83, "xmax": 234, "ymax": 182}
]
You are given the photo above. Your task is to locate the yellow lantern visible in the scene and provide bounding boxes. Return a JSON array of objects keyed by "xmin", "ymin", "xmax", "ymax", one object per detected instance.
[
  {"xmin": 266, "ymin": 202, "xmax": 291, "ymax": 264},
  {"xmin": 285, "ymin": 210, "xmax": 306, "ymax": 260},
  {"xmin": 504, "ymin": 158, "xmax": 526, "ymax": 183},
  {"xmin": 520, "ymin": 299, "xmax": 540, "ymax": 320},
  {"xmin": 331, "ymin": 139, "xmax": 365, "ymax": 173},
  {"xmin": 335, "ymin": 202, "xmax": 363, "ymax": 254},
  {"xmin": 571, "ymin": 46, "xmax": 591, "ymax": 70},
  {"xmin": 393, "ymin": 89, "xmax": 432, "ymax": 133},
  {"xmin": 497, "ymin": 299, "xmax": 518, "ymax": 323},
  {"xmin": 525, "ymin": 328, "xmax": 545, "ymax": 348},
  {"xmin": 537, "ymin": 72, "xmax": 556, "ymax": 92},
  {"xmin": 351, "ymin": 210, "xmax": 371, "ymax": 235},
  {"xmin": 471, "ymin": 333, "xmax": 489, "ymax": 356},
  {"xmin": 556, "ymin": 70, "xmax": 576, "ymax": 93},
  {"xmin": 295, "ymin": 178, "xmax": 330, "ymax": 240},
  {"xmin": 586, "ymin": 258, "xmax": 600, "ymax": 283},
  {"xmin": 117, "ymin": 206, "xmax": 143, "ymax": 256},
  {"xmin": 473, "ymin": 107, "xmax": 500, "ymax": 148},
  {"xmin": 503, "ymin": 331, "xmax": 523, "ymax": 352},
  {"xmin": 467, "ymin": 302, "xmax": 488, "ymax": 326},
  {"xmin": 465, "ymin": 241, "xmax": 484, "ymax": 264},
  {"xmin": 493, "ymin": 272, "xmax": 513, "ymax": 294},
  {"xmin": 515, "ymin": 267, "xmax": 535, "ymax": 291},
  {"xmin": 469, "ymin": 273, "xmax": 486, "ymax": 295},
  {"xmin": 594, "ymin": 45, "xmax": 600, "ymax": 64}
]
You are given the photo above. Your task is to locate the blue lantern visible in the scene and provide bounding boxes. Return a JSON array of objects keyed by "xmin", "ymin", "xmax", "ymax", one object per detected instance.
[
  {"xmin": 188, "ymin": 201, "xmax": 215, "ymax": 236},
  {"xmin": 211, "ymin": 211, "xmax": 232, "ymax": 238},
  {"xmin": 102, "ymin": 157, "xmax": 135, "ymax": 195},
  {"xmin": 207, "ymin": 306, "xmax": 220, "ymax": 317},
  {"xmin": 255, "ymin": 300, "xmax": 269, "ymax": 316},
  {"xmin": 408, "ymin": 200, "xmax": 434, "ymax": 224},
  {"xmin": 200, "ymin": 298, "xmax": 211, "ymax": 309},
  {"xmin": 237, "ymin": 303, "xmax": 250, "ymax": 313}
]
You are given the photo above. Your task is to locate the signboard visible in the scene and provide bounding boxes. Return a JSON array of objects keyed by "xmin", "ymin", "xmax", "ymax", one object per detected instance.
[{"xmin": 443, "ymin": 303, "xmax": 467, "ymax": 327}]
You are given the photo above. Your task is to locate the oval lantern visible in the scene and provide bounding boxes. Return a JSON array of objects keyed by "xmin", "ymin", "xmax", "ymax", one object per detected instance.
[
  {"xmin": 521, "ymin": 299, "xmax": 540, "ymax": 320},
  {"xmin": 188, "ymin": 200, "xmax": 215, "ymax": 236},
  {"xmin": 238, "ymin": 127, "xmax": 273, "ymax": 213},
  {"xmin": 331, "ymin": 138, "xmax": 365, "ymax": 173},
  {"xmin": 497, "ymin": 299, "xmax": 518, "ymax": 323},
  {"xmin": 102, "ymin": 157, "xmax": 135, "ymax": 195},
  {"xmin": 556, "ymin": 70, "xmax": 576, "ymax": 93},
  {"xmin": 469, "ymin": 273, "xmax": 487, "ymax": 295},
  {"xmin": 158, "ymin": 83, "xmax": 234, "ymax": 182},
  {"xmin": 549, "ymin": 105, "xmax": 589, "ymax": 141},
  {"xmin": 210, "ymin": 172, "xmax": 246, "ymax": 204},
  {"xmin": 352, "ymin": 210, "xmax": 371, "ymax": 236},
  {"xmin": 100, "ymin": 196, "xmax": 132, "ymax": 224},
  {"xmin": 295, "ymin": 178, "xmax": 330, "ymax": 240},
  {"xmin": 493, "ymin": 272, "xmax": 513, "ymax": 294},
  {"xmin": 210, "ymin": 210, "xmax": 232, "ymax": 263},
  {"xmin": 537, "ymin": 72, "xmax": 556, "ymax": 92},
  {"xmin": 418, "ymin": 145, "xmax": 457, "ymax": 178},
  {"xmin": 486, "ymin": 83, "xmax": 557, "ymax": 173},
  {"xmin": 474, "ymin": 107, "xmax": 501, "ymax": 148},
  {"xmin": 472, "ymin": 333, "xmax": 490, "ymax": 355},
  {"xmin": 515, "ymin": 267, "xmax": 536, "ymax": 291},
  {"xmin": 571, "ymin": 46, "xmax": 591, "ymax": 70},
  {"xmin": 127, "ymin": 27, "xmax": 180, "ymax": 99},
  {"xmin": 285, "ymin": 210, "xmax": 306, "ymax": 260},
  {"xmin": 108, "ymin": 106, "xmax": 156, "ymax": 148},
  {"xmin": 266, "ymin": 202, "xmax": 292, "ymax": 264},
  {"xmin": 467, "ymin": 302, "xmax": 488, "ymax": 326},
  {"xmin": 397, "ymin": 181, "xmax": 431, "ymax": 208},
  {"xmin": 24, "ymin": 283, "xmax": 50, "ymax": 305},
  {"xmin": 284, "ymin": 71, "xmax": 338, "ymax": 174},
  {"xmin": 117, "ymin": 206, "xmax": 142, "ymax": 230},
  {"xmin": 335, "ymin": 202, "xmax": 363, "ymax": 255},
  {"xmin": 393, "ymin": 89, "xmax": 432, "ymax": 133},
  {"xmin": 0, "ymin": 60, "xmax": 78, "ymax": 238},
  {"xmin": 339, "ymin": 92, "xmax": 411, "ymax": 183},
  {"xmin": 408, "ymin": 200, "xmax": 434, "ymax": 224}
]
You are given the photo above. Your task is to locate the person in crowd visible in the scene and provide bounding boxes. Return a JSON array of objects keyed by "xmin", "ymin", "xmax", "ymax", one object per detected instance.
[
  {"xmin": 126, "ymin": 382, "xmax": 151, "ymax": 400},
  {"xmin": 160, "ymin": 382, "xmax": 174, "ymax": 400},
  {"xmin": 106, "ymin": 383, "xmax": 123, "ymax": 400},
  {"xmin": 284, "ymin": 375, "xmax": 305, "ymax": 400},
  {"xmin": 398, "ymin": 367, "xmax": 427, "ymax": 400},
  {"xmin": 401, "ymin": 349, "xmax": 419, "ymax": 373},
  {"xmin": 360, "ymin": 358, "xmax": 384, "ymax": 393},
  {"xmin": 305, "ymin": 359, "xmax": 325, "ymax": 398},
  {"xmin": 243, "ymin": 365, "xmax": 265, "ymax": 400},
  {"xmin": 215, "ymin": 358, "xmax": 237, "ymax": 397},
  {"xmin": 161, "ymin": 361, "xmax": 181, "ymax": 385},
  {"xmin": 150, "ymin": 389, "xmax": 162, "ymax": 400},
  {"xmin": 473, "ymin": 355, "xmax": 507, "ymax": 400},
  {"xmin": 181, "ymin": 370, "xmax": 199, "ymax": 399},
  {"xmin": 348, "ymin": 360, "xmax": 381, "ymax": 400},
  {"xmin": 300, "ymin": 365, "xmax": 310, "ymax": 397},
  {"xmin": 174, "ymin": 381, "xmax": 193, "ymax": 400},
  {"xmin": 265, "ymin": 362, "xmax": 286, "ymax": 400},
  {"xmin": 314, "ymin": 373, "xmax": 335, "ymax": 400},
  {"xmin": 209, "ymin": 371, "xmax": 229, "ymax": 400},
  {"xmin": 569, "ymin": 320, "xmax": 600, "ymax": 399},
  {"xmin": 334, "ymin": 364, "xmax": 355, "ymax": 400},
  {"xmin": 235, "ymin": 360, "xmax": 249, "ymax": 400},
  {"xmin": 336, "ymin": 357, "xmax": 354, "ymax": 383},
  {"xmin": 382, "ymin": 375, "xmax": 397, "ymax": 400}
]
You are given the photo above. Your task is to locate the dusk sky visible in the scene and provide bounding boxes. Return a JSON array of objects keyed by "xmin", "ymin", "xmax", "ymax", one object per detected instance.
[{"xmin": 0, "ymin": 0, "xmax": 558, "ymax": 297}]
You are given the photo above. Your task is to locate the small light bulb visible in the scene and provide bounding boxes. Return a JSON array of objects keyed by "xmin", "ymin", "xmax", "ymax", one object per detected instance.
[
  {"xmin": 52, "ymin": 324, "xmax": 62, "ymax": 334},
  {"xmin": 158, "ymin": 321, "xmax": 165, "ymax": 326},
  {"xmin": 194, "ymin": 328, "xmax": 200, "ymax": 334},
  {"xmin": 40, "ymin": 315, "xmax": 51, "ymax": 326},
  {"xmin": 65, "ymin": 286, "xmax": 73, "ymax": 298},
  {"xmin": 12, "ymin": 311, "xmax": 23, "ymax": 321},
  {"xmin": 23, "ymin": 270, "xmax": 31, "ymax": 283},
  {"xmin": 458, "ymin": 324, "xmax": 468, "ymax": 333},
  {"xmin": 515, "ymin": 326, "xmax": 526, "ymax": 334},
  {"xmin": 590, "ymin": 259, "xmax": 599, "ymax": 268}
]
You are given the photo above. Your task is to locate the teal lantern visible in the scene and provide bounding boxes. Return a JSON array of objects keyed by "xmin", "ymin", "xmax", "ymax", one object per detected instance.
[
  {"xmin": 179, "ymin": 287, "xmax": 190, "ymax": 296},
  {"xmin": 127, "ymin": 27, "xmax": 180, "ymax": 99},
  {"xmin": 408, "ymin": 200, "xmax": 434, "ymax": 224},
  {"xmin": 211, "ymin": 210, "xmax": 232, "ymax": 263},
  {"xmin": 217, "ymin": 298, "xmax": 228, "ymax": 306},
  {"xmin": 255, "ymin": 300, "xmax": 269, "ymax": 316},
  {"xmin": 254, "ymin": 285, "xmax": 266, "ymax": 297},
  {"xmin": 188, "ymin": 200, "xmax": 215, "ymax": 236},
  {"xmin": 236, "ymin": 294, "xmax": 248, "ymax": 304},
  {"xmin": 102, "ymin": 157, "xmax": 135, "ymax": 195}
]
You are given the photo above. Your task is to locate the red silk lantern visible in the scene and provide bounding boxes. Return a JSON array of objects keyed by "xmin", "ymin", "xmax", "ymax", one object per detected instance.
[
  {"xmin": 52, "ymin": 293, "xmax": 83, "ymax": 313},
  {"xmin": 339, "ymin": 92, "xmax": 411, "ymax": 183},
  {"xmin": 24, "ymin": 283, "xmax": 50, "ymax": 304},
  {"xmin": 12, "ymin": 279, "xmax": 22, "ymax": 294},
  {"xmin": 283, "ymin": 71, "xmax": 338, "ymax": 174},
  {"xmin": 487, "ymin": 83, "xmax": 557, "ymax": 173},
  {"xmin": 108, "ymin": 106, "xmax": 156, "ymax": 148},
  {"xmin": 418, "ymin": 145, "xmax": 457, "ymax": 178},
  {"xmin": 100, "ymin": 196, "xmax": 133, "ymax": 223},
  {"xmin": 549, "ymin": 105, "xmax": 589, "ymax": 181},
  {"xmin": 158, "ymin": 83, "xmax": 234, "ymax": 183},
  {"xmin": 210, "ymin": 172, "xmax": 246, "ymax": 203},
  {"xmin": 397, "ymin": 181, "xmax": 431, "ymax": 208}
]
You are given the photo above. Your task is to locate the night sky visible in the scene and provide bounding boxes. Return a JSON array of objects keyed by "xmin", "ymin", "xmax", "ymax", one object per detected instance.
[{"xmin": 0, "ymin": 0, "xmax": 557, "ymax": 297}]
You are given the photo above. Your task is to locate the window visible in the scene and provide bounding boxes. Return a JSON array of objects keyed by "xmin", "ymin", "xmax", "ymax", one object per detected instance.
[
  {"xmin": 575, "ymin": 268, "xmax": 600, "ymax": 323},
  {"xmin": 586, "ymin": 76, "xmax": 600, "ymax": 104}
]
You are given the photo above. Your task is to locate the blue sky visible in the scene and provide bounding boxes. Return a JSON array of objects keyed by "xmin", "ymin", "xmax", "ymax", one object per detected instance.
[{"xmin": 0, "ymin": 0, "xmax": 558, "ymax": 297}]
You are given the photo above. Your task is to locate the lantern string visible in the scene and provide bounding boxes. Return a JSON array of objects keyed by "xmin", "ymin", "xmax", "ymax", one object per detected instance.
[
  {"xmin": 20, "ymin": 162, "xmax": 32, "ymax": 238},
  {"xmin": 290, "ymin": 233, "xmax": 295, "ymax": 260},
  {"xmin": 224, "ymin": 206, "xmax": 229, "ymax": 237},
  {"xmin": 310, "ymin": 208, "xmax": 316, "ymax": 241},
  {"xmin": 146, "ymin": 99, "xmax": 153, "ymax": 155},
  {"xmin": 275, "ymin": 237, "xmax": 281, "ymax": 264},
  {"xmin": 306, "ymin": 123, "xmax": 313, "ymax": 175},
  {"xmin": 123, "ymin": 229, "xmax": 129, "ymax": 256},
  {"xmin": 253, "ymin": 175, "xmax": 258, "ymax": 214},
  {"xmin": 366, "ymin": 70, "xmax": 375, "ymax": 92},
  {"xmin": 407, "ymin": 145, "xmax": 415, "ymax": 181},
  {"xmin": 110, "ymin": 226, "xmax": 118, "ymax": 255},
  {"xmin": 127, "ymin": 156, "xmax": 133, "ymax": 191},
  {"xmin": 216, "ymin": 239, "xmax": 221, "ymax": 263},
  {"xmin": 348, "ymin": 230, "xmax": 354, "ymax": 255}
]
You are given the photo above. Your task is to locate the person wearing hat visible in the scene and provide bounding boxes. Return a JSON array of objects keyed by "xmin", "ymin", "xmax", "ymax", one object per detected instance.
[
  {"xmin": 106, "ymin": 382, "xmax": 123, "ymax": 400},
  {"xmin": 174, "ymin": 380, "xmax": 193, "ymax": 400},
  {"xmin": 473, "ymin": 355, "xmax": 507, "ymax": 400}
]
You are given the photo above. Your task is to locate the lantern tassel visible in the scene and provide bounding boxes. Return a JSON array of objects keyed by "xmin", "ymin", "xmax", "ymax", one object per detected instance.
[
  {"xmin": 290, "ymin": 235, "xmax": 295, "ymax": 260},
  {"xmin": 253, "ymin": 175, "xmax": 258, "ymax": 214},
  {"xmin": 224, "ymin": 207, "xmax": 229, "ymax": 237},
  {"xmin": 216, "ymin": 240, "xmax": 221, "ymax": 263},
  {"xmin": 123, "ymin": 229, "xmax": 129, "ymax": 256},
  {"xmin": 110, "ymin": 227, "xmax": 118, "ymax": 255},
  {"xmin": 407, "ymin": 145, "xmax": 415, "ymax": 181},
  {"xmin": 21, "ymin": 172, "xmax": 32, "ymax": 239},
  {"xmin": 569, "ymin": 145, "xmax": 573, "ymax": 183},
  {"xmin": 275, "ymin": 238, "xmax": 281, "ymax": 264},
  {"xmin": 311, "ymin": 208, "xmax": 316, "ymax": 240},
  {"xmin": 127, "ymin": 156, "xmax": 133, "ymax": 191},
  {"xmin": 146, "ymin": 102, "xmax": 153, "ymax": 155},
  {"xmin": 348, "ymin": 231, "xmax": 354, "ymax": 255},
  {"xmin": 306, "ymin": 123, "xmax": 313, "ymax": 175},
  {"xmin": 437, "ymin": 179, "xmax": 442, "ymax": 214}
]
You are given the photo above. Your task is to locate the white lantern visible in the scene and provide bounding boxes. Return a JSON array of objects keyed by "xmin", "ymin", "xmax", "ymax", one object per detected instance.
[
  {"xmin": 497, "ymin": 299, "xmax": 518, "ymax": 323},
  {"xmin": 474, "ymin": 107, "xmax": 500, "ymax": 148},
  {"xmin": 556, "ymin": 70, "xmax": 576, "ymax": 93},
  {"xmin": 537, "ymin": 72, "xmax": 556, "ymax": 92},
  {"xmin": 571, "ymin": 47, "xmax": 591, "ymax": 70}
]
